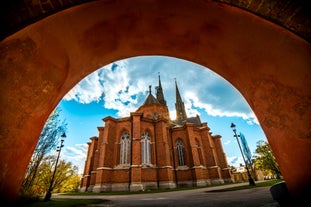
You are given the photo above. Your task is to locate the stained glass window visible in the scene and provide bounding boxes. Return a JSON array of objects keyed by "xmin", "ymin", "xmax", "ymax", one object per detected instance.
[
  {"xmin": 120, "ymin": 131, "xmax": 131, "ymax": 164},
  {"xmin": 176, "ymin": 139, "xmax": 186, "ymax": 166},
  {"xmin": 141, "ymin": 131, "xmax": 151, "ymax": 164}
]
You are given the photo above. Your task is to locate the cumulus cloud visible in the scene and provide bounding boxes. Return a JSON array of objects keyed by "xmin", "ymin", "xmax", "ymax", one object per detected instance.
[
  {"xmin": 62, "ymin": 143, "xmax": 88, "ymax": 174},
  {"xmin": 63, "ymin": 56, "xmax": 258, "ymax": 125},
  {"xmin": 227, "ymin": 155, "xmax": 244, "ymax": 167},
  {"xmin": 64, "ymin": 72, "xmax": 104, "ymax": 104}
]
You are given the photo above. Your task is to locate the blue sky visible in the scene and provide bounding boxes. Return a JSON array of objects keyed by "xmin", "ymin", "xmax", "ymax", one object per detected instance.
[{"xmin": 56, "ymin": 56, "xmax": 267, "ymax": 174}]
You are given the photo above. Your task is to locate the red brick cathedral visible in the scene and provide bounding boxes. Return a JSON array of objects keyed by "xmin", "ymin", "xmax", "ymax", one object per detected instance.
[{"xmin": 80, "ymin": 75, "xmax": 232, "ymax": 192}]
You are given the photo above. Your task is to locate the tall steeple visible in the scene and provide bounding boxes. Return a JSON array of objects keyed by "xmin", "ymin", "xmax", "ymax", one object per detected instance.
[
  {"xmin": 175, "ymin": 79, "xmax": 187, "ymax": 122},
  {"xmin": 155, "ymin": 73, "xmax": 166, "ymax": 106}
]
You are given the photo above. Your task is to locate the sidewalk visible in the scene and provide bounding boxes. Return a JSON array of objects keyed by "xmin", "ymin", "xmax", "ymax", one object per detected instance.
[{"xmin": 54, "ymin": 181, "xmax": 280, "ymax": 207}]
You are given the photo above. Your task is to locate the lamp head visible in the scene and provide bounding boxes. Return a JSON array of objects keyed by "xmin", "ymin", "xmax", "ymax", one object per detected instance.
[{"xmin": 230, "ymin": 123, "xmax": 237, "ymax": 133}]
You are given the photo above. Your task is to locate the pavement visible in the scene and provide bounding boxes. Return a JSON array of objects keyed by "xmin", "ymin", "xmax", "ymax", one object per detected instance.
[{"xmin": 54, "ymin": 182, "xmax": 281, "ymax": 207}]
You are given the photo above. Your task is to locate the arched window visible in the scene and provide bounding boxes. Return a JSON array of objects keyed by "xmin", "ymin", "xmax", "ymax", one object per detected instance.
[
  {"xmin": 120, "ymin": 131, "xmax": 131, "ymax": 165},
  {"xmin": 141, "ymin": 131, "xmax": 151, "ymax": 164},
  {"xmin": 176, "ymin": 139, "xmax": 186, "ymax": 166}
]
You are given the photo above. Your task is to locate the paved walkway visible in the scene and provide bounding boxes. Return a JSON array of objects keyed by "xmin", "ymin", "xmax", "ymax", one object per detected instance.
[{"xmin": 54, "ymin": 182, "xmax": 280, "ymax": 207}]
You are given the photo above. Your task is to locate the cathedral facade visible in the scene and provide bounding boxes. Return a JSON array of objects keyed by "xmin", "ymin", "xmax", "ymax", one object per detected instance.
[{"xmin": 80, "ymin": 76, "xmax": 232, "ymax": 192}]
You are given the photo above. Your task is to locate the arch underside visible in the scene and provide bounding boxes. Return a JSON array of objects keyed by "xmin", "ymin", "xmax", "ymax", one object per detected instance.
[{"xmin": 0, "ymin": 0, "xmax": 310, "ymax": 203}]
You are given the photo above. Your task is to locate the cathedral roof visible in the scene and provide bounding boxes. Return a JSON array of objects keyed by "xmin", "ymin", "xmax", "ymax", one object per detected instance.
[
  {"xmin": 172, "ymin": 115, "xmax": 202, "ymax": 126},
  {"xmin": 142, "ymin": 85, "xmax": 161, "ymax": 106},
  {"xmin": 186, "ymin": 115, "xmax": 202, "ymax": 126}
]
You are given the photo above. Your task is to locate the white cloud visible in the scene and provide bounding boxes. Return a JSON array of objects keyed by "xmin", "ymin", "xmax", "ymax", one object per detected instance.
[
  {"xmin": 224, "ymin": 140, "xmax": 231, "ymax": 145},
  {"xmin": 62, "ymin": 143, "xmax": 88, "ymax": 174},
  {"xmin": 65, "ymin": 145, "xmax": 87, "ymax": 159},
  {"xmin": 64, "ymin": 72, "xmax": 103, "ymax": 104},
  {"xmin": 227, "ymin": 155, "xmax": 244, "ymax": 167},
  {"xmin": 63, "ymin": 56, "xmax": 258, "ymax": 125}
]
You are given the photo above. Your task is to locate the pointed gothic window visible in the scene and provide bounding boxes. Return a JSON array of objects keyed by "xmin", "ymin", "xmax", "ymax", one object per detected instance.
[
  {"xmin": 120, "ymin": 131, "xmax": 131, "ymax": 165},
  {"xmin": 141, "ymin": 131, "xmax": 151, "ymax": 164},
  {"xmin": 176, "ymin": 139, "xmax": 186, "ymax": 166}
]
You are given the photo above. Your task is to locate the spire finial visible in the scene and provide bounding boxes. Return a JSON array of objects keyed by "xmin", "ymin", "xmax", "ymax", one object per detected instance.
[{"xmin": 149, "ymin": 85, "xmax": 152, "ymax": 94}]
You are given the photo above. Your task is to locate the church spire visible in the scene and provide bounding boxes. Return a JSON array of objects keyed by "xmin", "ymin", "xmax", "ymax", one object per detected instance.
[
  {"xmin": 175, "ymin": 79, "xmax": 187, "ymax": 122},
  {"xmin": 156, "ymin": 72, "xmax": 166, "ymax": 106}
]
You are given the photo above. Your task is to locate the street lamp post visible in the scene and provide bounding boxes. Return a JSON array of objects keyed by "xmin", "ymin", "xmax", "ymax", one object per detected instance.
[
  {"xmin": 44, "ymin": 133, "xmax": 66, "ymax": 201},
  {"xmin": 230, "ymin": 123, "xmax": 255, "ymax": 186}
]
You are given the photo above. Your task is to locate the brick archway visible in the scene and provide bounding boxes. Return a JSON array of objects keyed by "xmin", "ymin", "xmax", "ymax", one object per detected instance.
[{"xmin": 0, "ymin": 0, "xmax": 310, "ymax": 203}]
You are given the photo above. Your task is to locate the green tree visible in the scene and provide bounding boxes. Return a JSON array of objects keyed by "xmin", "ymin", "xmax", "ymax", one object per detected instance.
[
  {"xmin": 36, "ymin": 156, "xmax": 80, "ymax": 194},
  {"xmin": 20, "ymin": 107, "xmax": 67, "ymax": 198},
  {"xmin": 253, "ymin": 140, "xmax": 282, "ymax": 179}
]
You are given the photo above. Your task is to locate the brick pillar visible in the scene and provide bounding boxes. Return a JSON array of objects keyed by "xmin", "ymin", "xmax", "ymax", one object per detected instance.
[
  {"xmin": 80, "ymin": 137, "xmax": 98, "ymax": 192},
  {"xmin": 185, "ymin": 123, "xmax": 207, "ymax": 186},
  {"xmin": 156, "ymin": 120, "xmax": 176, "ymax": 189},
  {"xmin": 205, "ymin": 135, "xmax": 223, "ymax": 184},
  {"xmin": 209, "ymin": 135, "xmax": 220, "ymax": 167},
  {"xmin": 130, "ymin": 113, "xmax": 143, "ymax": 191},
  {"xmin": 80, "ymin": 142, "xmax": 92, "ymax": 191},
  {"xmin": 213, "ymin": 135, "xmax": 227, "ymax": 169},
  {"xmin": 93, "ymin": 118, "xmax": 116, "ymax": 192},
  {"xmin": 213, "ymin": 135, "xmax": 232, "ymax": 182}
]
